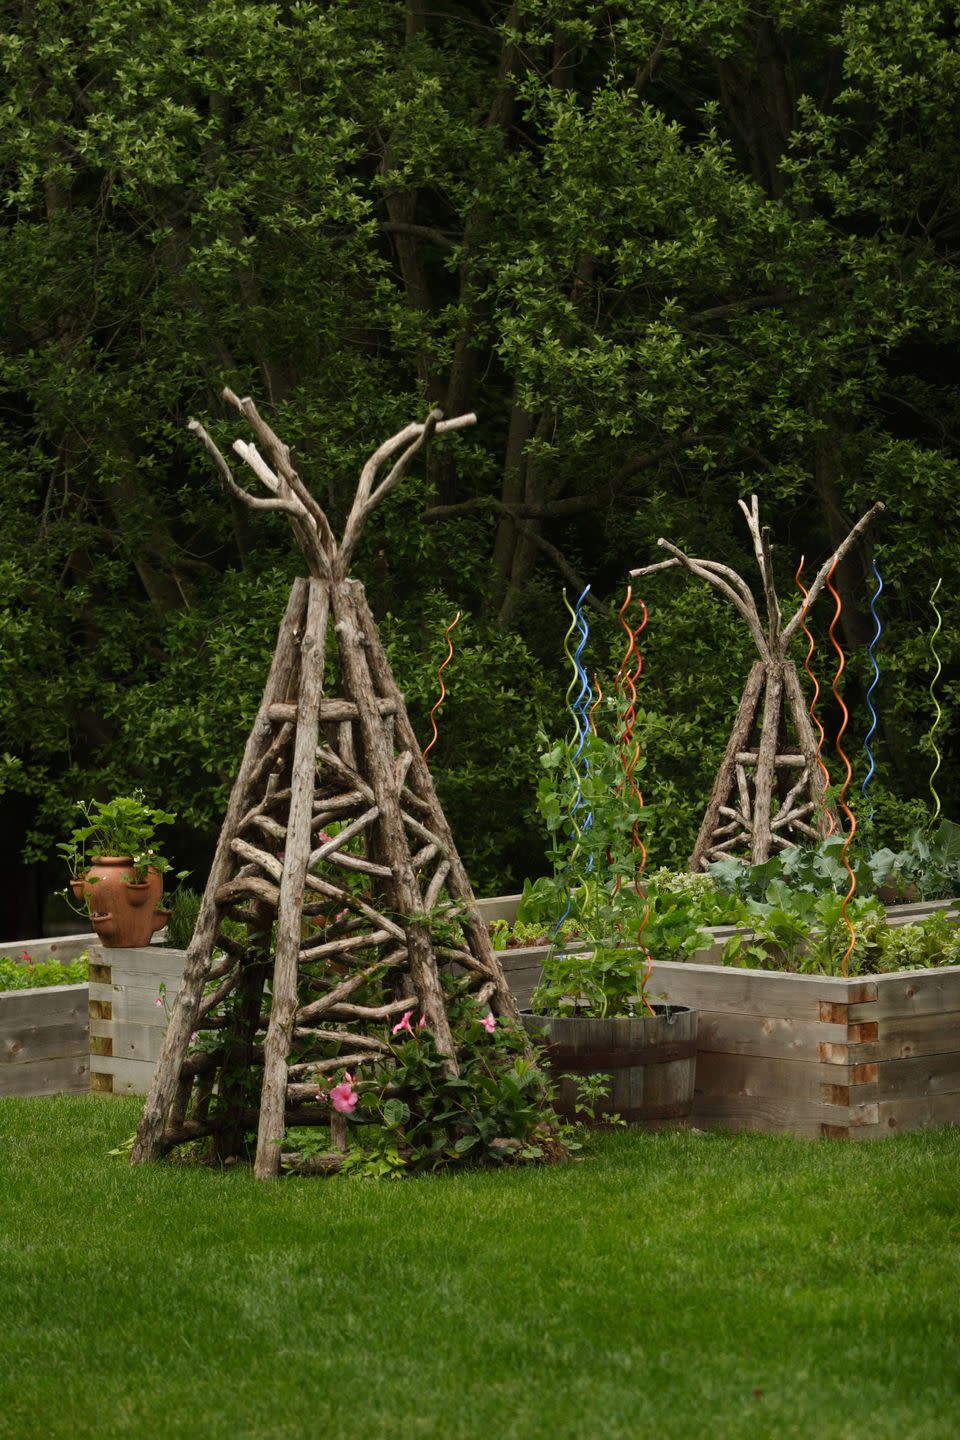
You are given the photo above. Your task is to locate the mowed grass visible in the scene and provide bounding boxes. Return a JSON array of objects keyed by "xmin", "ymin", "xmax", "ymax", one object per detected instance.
[{"xmin": 1, "ymin": 1099, "xmax": 958, "ymax": 1440}]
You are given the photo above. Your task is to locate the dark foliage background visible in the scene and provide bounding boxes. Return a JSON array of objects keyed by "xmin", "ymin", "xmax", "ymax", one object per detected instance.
[{"xmin": 1, "ymin": 0, "xmax": 957, "ymax": 936}]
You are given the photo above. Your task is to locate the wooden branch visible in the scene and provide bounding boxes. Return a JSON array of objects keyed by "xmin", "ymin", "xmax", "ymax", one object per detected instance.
[
  {"xmin": 423, "ymin": 860, "xmax": 452, "ymax": 910},
  {"xmin": 324, "ymin": 996, "xmax": 418, "ymax": 1021},
  {"xmin": 751, "ymin": 664, "xmax": 784, "ymax": 863},
  {"xmin": 188, "ymin": 420, "xmax": 302, "ymax": 514},
  {"xmin": 332, "ymin": 577, "xmax": 459, "ymax": 1066},
  {"xmin": 772, "ymin": 800, "xmax": 815, "ymax": 832},
  {"xmin": 688, "ymin": 661, "xmax": 765, "ymax": 871},
  {"xmin": 736, "ymin": 751, "xmax": 806, "ymax": 767},
  {"xmin": 629, "ymin": 554, "xmax": 759, "ymax": 619},
  {"xmin": 298, "ymin": 928, "xmax": 395, "ymax": 962},
  {"xmin": 296, "ymin": 948, "xmax": 409, "ymax": 1025},
  {"xmin": 338, "ymin": 410, "xmax": 477, "ymax": 572},
  {"xmin": 132, "ymin": 580, "xmax": 308, "ymax": 1166},
  {"xmin": 289, "ymin": 1028, "xmax": 391, "ymax": 1055},
  {"xmin": 350, "ymin": 583, "xmax": 522, "ymax": 1025},
  {"xmin": 268, "ymin": 697, "xmax": 397, "ymax": 724},
  {"xmin": 288, "ymin": 1062, "xmax": 372, "ymax": 1092},
  {"xmin": 255, "ymin": 578, "xmax": 329, "ymax": 1179},
  {"xmin": 775, "ymin": 769, "xmax": 810, "ymax": 823},
  {"xmin": 656, "ymin": 540, "xmax": 770, "ymax": 659},
  {"xmin": 308, "ymin": 805, "xmax": 379, "ymax": 866},
  {"xmin": 222, "ymin": 388, "xmax": 337, "ymax": 554},
  {"xmin": 782, "ymin": 661, "xmax": 839, "ymax": 837},
  {"xmin": 781, "ymin": 502, "xmax": 886, "ymax": 646},
  {"xmin": 317, "ymin": 745, "xmax": 376, "ymax": 803}
]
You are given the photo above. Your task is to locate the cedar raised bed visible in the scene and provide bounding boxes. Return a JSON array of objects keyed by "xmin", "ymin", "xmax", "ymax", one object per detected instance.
[
  {"xmin": 22, "ymin": 893, "xmax": 958, "ymax": 1134},
  {"xmin": 500, "ymin": 946, "xmax": 960, "ymax": 1140},
  {"xmin": 0, "ymin": 934, "xmax": 97, "ymax": 1098}
]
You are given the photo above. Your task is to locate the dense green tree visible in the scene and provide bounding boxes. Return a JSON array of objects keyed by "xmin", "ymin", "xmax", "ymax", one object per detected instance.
[{"xmin": 0, "ymin": 0, "xmax": 957, "ymax": 936}]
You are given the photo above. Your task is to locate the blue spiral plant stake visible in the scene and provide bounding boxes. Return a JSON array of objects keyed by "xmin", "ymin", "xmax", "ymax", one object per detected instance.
[{"xmin": 861, "ymin": 561, "xmax": 883, "ymax": 823}]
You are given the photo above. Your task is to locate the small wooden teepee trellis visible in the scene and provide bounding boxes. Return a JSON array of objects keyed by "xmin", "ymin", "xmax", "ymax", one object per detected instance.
[
  {"xmin": 630, "ymin": 495, "xmax": 884, "ymax": 871},
  {"xmin": 132, "ymin": 390, "xmax": 522, "ymax": 1177}
]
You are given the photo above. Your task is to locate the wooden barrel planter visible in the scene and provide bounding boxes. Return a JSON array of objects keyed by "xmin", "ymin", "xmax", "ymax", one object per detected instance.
[{"xmin": 522, "ymin": 1005, "xmax": 697, "ymax": 1128}]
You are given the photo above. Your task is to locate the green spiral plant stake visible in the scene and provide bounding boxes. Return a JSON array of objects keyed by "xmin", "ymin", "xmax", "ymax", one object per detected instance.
[{"xmin": 928, "ymin": 577, "xmax": 944, "ymax": 825}]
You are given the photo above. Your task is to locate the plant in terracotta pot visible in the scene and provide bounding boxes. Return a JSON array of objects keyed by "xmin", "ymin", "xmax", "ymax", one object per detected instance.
[{"xmin": 62, "ymin": 792, "xmax": 183, "ymax": 948}]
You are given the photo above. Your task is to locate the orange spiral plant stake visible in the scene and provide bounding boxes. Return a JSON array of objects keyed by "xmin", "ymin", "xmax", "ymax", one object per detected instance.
[
  {"xmin": 616, "ymin": 587, "xmax": 654, "ymax": 1014},
  {"xmin": 796, "ymin": 557, "xmax": 835, "ymax": 838},
  {"xmin": 422, "ymin": 610, "xmax": 461, "ymax": 764},
  {"xmin": 826, "ymin": 559, "xmax": 857, "ymax": 975}
]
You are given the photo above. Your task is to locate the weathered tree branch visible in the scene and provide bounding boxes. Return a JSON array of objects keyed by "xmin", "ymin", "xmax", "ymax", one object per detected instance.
[{"xmin": 781, "ymin": 501, "xmax": 886, "ymax": 645}]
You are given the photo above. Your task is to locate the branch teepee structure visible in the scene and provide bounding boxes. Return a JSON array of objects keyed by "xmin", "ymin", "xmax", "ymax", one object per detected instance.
[
  {"xmin": 631, "ymin": 496, "xmax": 884, "ymax": 871},
  {"xmin": 132, "ymin": 390, "xmax": 525, "ymax": 1177}
]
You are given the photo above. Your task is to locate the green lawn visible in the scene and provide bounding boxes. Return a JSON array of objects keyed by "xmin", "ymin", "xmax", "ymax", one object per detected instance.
[{"xmin": 1, "ymin": 1098, "xmax": 958, "ymax": 1440}]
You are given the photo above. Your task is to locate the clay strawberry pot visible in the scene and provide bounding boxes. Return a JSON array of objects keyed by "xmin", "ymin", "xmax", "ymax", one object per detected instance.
[{"xmin": 81, "ymin": 856, "xmax": 166, "ymax": 949}]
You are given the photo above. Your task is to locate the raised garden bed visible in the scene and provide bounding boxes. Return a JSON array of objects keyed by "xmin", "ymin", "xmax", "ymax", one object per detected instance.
[
  {"xmin": 88, "ymin": 945, "xmax": 186, "ymax": 1095},
  {"xmin": 0, "ymin": 934, "xmax": 97, "ymax": 1098},
  {"xmin": 499, "ymin": 944, "xmax": 960, "ymax": 1140}
]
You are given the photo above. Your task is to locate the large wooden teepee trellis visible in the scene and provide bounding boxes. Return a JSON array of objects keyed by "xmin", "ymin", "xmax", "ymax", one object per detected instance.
[
  {"xmin": 132, "ymin": 390, "xmax": 523, "ymax": 1177},
  {"xmin": 630, "ymin": 495, "xmax": 884, "ymax": 871}
]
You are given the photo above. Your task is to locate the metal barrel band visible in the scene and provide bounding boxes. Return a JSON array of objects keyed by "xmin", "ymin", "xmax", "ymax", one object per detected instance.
[{"xmin": 545, "ymin": 1040, "xmax": 697, "ymax": 1070}]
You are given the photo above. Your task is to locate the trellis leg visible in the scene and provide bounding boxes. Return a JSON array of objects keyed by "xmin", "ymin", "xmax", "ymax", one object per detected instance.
[
  {"xmin": 333, "ymin": 579, "xmax": 459, "ymax": 1070},
  {"xmin": 255, "ymin": 579, "xmax": 329, "ymax": 1179},
  {"xmin": 783, "ymin": 661, "xmax": 840, "ymax": 838},
  {"xmin": 352, "ymin": 584, "xmax": 521, "ymax": 1021},
  {"xmin": 688, "ymin": 661, "xmax": 766, "ymax": 871},
  {"xmin": 132, "ymin": 579, "xmax": 309, "ymax": 1165},
  {"xmin": 751, "ymin": 664, "xmax": 784, "ymax": 863}
]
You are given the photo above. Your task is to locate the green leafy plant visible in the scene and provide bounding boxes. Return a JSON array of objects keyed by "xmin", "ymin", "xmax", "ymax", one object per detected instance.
[
  {"xmin": 60, "ymin": 791, "xmax": 178, "ymax": 885},
  {"xmin": 0, "ymin": 952, "xmax": 89, "ymax": 992},
  {"xmin": 302, "ymin": 996, "xmax": 565, "ymax": 1178}
]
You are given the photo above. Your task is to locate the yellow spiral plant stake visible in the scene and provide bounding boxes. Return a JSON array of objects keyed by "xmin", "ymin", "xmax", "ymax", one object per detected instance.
[
  {"xmin": 928, "ymin": 578, "xmax": 944, "ymax": 825},
  {"xmin": 422, "ymin": 611, "xmax": 461, "ymax": 765}
]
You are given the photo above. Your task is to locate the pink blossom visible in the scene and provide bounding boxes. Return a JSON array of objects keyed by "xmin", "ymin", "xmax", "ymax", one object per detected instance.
[
  {"xmin": 317, "ymin": 831, "xmax": 333, "ymax": 846},
  {"xmin": 327, "ymin": 1073, "xmax": 358, "ymax": 1115},
  {"xmin": 155, "ymin": 997, "xmax": 164, "ymax": 1008},
  {"xmin": 417, "ymin": 1013, "xmax": 427, "ymax": 1030},
  {"xmin": 392, "ymin": 1009, "xmax": 415, "ymax": 1036},
  {"xmin": 481, "ymin": 1013, "xmax": 496, "ymax": 1034},
  {"xmin": 20, "ymin": 951, "xmax": 32, "ymax": 964}
]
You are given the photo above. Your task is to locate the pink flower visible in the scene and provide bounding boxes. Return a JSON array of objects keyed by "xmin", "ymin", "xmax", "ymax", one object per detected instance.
[
  {"xmin": 392, "ymin": 1009, "xmax": 415, "ymax": 1036},
  {"xmin": 155, "ymin": 997, "xmax": 164, "ymax": 1008},
  {"xmin": 317, "ymin": 831, "xmax": 333, "ymax": 846},
  {"xmin": 481, "ymin": 1013, "xmax": 496, "ymax": 1034},
  {"xmin": 417, "ymin": 1013, "xmax": 427, "ymax": 1030},
  {"xmin": 20, "ymin": 951, "xmax": 33, "ymax": 964},
  {"xmin": 328, "ymin": 1073, "xmax": 358, "ymax": 1115}
]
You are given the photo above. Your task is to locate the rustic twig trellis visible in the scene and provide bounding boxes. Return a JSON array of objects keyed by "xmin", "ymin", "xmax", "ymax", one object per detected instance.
[
  {"xmin": 132, "ymin": 390, "xmax": 522, "ymax": 1177},
  {"xmin": 631, "ymin": 496, "xmax": 884, "ymax": 870}
]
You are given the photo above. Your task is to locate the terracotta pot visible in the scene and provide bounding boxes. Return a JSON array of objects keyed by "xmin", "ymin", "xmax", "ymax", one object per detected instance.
[
  {"xmin": 81, "ymin": 856, "xmax": 165, "ymax": 948},
  {"xmin": 69, "ymin": 878, "xmax": 86, "ymax": 903}
]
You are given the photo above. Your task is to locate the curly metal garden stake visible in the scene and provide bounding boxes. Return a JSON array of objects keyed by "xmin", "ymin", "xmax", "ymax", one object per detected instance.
[
  {"xmin": 928, "ymin": 577, "xmax": 944, "ymax": 825},
  {"xmin": 826, "ymin": 557, "xmax": 857, "ymax": 975},
  {"xmin": 796, "ymin": 557, "xmax": 835, "ymax": 837},
  {"xmin": 422, "ymin": 610, "xmax": 461, "ymax": 764},
  {"xmin": 861, "ymin": 562, "xmax": 883, "ymax": 822}
]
